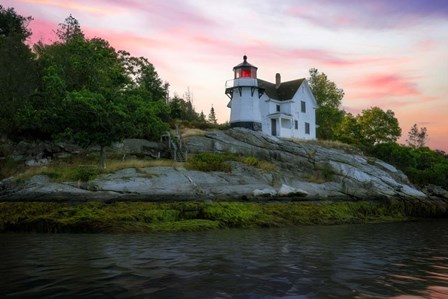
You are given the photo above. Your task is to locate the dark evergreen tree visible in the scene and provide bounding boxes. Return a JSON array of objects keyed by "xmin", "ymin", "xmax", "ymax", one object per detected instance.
[
  {"xmin": 0, "ymin": 6, "xmax": 37, "ymax": 136},
  {"xmin": 208, "ymin": 106, "xmax": 217, "ymax": 124}
]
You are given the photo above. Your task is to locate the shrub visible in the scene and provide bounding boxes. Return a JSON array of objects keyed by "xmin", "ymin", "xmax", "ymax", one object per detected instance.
[
  {"xmin": 72, "ymin": 167, "xmax": 99, "ymax": 182},
  {"xmin": 242, "ymin": 156, "xmax": 259, "ymax": 167},
  {"xmin": 0, "ymin": 158, "xmax": 25, "ymax": 179},
  {"xmin": 187, "ymin": 153, "xmax": 232, "ymax": 172}
]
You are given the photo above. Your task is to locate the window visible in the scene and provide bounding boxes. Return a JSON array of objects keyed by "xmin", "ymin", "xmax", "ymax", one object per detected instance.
[
  {"xmin": 241, "ymin": 68, "xmax": 251, "ymax": 78},
  {"xmin": 234, "ymin": 69, "xmax": 241, "ymax": 79},
  {"xmin": 305, "ymin": 122, "xmax": 310, "ymax": 134},
  {"xmin": 295, "ymin": 120, "xmax": 298, "ymax": 130},
  {"xmin": 276, "ymin": 105, "xmax": 280, "ymax": 112},
  {"xmin": 301, "ymin": 101, "xmax": 306, "ymax": 113}
]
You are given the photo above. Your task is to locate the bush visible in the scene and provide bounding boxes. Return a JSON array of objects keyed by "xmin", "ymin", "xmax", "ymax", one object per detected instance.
[
  {"xmin": 72, "ymin": 167, "xmax": 99, "ymax": 182},
  {"xmin": 368, "ymin": 143, "xmax": 448, "ymax": 189},
  {"xmin": 187, "ymin": 153, "xmax": 232, "ymax": 172}
]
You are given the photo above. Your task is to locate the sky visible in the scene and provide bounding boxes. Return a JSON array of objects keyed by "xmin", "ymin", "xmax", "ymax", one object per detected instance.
[{"xmin": 4, "ymin": 0, "xmax": 448, "ymax": 151}]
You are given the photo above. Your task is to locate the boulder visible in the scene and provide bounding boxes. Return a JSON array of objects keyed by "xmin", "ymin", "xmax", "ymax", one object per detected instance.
[
  {"xmin": 253, "ymin": 188, "xmax": 277, "ymax": 197},
  {"xmin": 278, "ymin": 184, "xmax": 308, "ymax": 197},
  {"xmin": 112, "ymin": 139, "xmax": 165, "ymax": 158}
]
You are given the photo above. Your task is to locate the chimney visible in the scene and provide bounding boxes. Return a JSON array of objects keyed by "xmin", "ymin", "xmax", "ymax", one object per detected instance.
[{"xmin": 275, "ymin": 73, "xmax": 281, "ymax": 88}]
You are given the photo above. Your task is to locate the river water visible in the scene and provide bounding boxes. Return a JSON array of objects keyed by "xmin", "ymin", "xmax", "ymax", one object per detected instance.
[{"xmin": 1, "ymin": 221, "xmax": 448, "ymax": 299}]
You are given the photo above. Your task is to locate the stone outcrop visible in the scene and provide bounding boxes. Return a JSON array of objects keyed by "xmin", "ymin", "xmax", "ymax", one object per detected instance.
[{"xmin": 0, "ymin": 128, "xmax": 430, "ymax": 202}]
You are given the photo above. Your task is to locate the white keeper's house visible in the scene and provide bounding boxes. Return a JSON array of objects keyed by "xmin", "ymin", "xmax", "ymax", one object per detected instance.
[{"xmin": 225, "ymin": 55, "xmax": 317, "ymax": 140}]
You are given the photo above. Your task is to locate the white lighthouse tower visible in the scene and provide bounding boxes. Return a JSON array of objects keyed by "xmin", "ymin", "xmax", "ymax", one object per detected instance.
[{"xmin": 225, "ymin": 55, "xmax": 265, "ymax": 131}]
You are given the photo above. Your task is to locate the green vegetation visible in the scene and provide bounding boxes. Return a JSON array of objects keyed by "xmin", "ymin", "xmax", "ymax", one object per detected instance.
[
  {"xmin": 369, "ymin": 143, "xmax": 448, "ymax": 189},
  {"xmin": 2, "ymin": 152, "xmax": 276, "ymax": 182},
  {"xmin": 308, "ymin": 68, "xmax": 345, "ymax": 140},
  {"xmin": 0, "ymin": 200, "xmax": 446, "ymax": 233},
  {"xmin": 0, "ymin": 8, "xmax": 219, "ymax": 169},
  {"xmin": 8, "ymin": 153, "xmax": 180, "ymax": 182},
  {"xmin": 308, "ymin": 68, "xmax": 443, "ymax": 189},
  {"xmin": 0, "ymin": 5, "xmax": 38, "ymax": 135},
  {"xmin": 186, "ymin": 153, "xmax": 276, "ymax": 173},
  {"xmin": 187, "ymin": 153, "xmax": 233, "ymax": 172}
]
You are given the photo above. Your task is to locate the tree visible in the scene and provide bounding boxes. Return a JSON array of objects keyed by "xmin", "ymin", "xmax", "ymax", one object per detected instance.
[
  {"xmin": 0, "ymin": 6, "xmax": 37, "ymax": 136},
  {"xmin": 335, "ymin": 113, "xmax": 364, "ymax": 145},
  {"xmin": 308, "ymin": 68, "xmax": 345, "ymax": 140},
  {"xmin": 21, "ymin": 15, "xmax": 170, "ymax": 167},
  {"xmin": 0, "ymin": 5, "xmax": 32, "ymax": 40},
  {"xmin": 119, "ymin": 51, "xmax": 169, "ymax": 102},
  {"xmin": 52, "ymin": 90, "xmax": 168, "ymax": 168},
  {"xmin": 357, "ymin": 107, "xmax": 401, "ymax": 146},
  {"xmin": 55, "ymin": 14, "xmax": 84, "ymax": 43},
  {"xmin": 406, "ymin": 124, "xmax": 428, "ymax": 148},
  {"xmin": 199, "ymin": 111, "xmax": 206, "ymax": 123},
  {"xmin": 208, "ymin": 106, "xmax": 217, "ymax": 124}
]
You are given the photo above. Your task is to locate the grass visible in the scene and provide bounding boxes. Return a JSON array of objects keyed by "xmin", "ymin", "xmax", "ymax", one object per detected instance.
[
  {"xmin": 186, "ymin": 152, "xmax": 276, "ymax": 173},
  {"xmin": 10, "ymin": 154, "xmax": 182, "ymax": 183},
  {"xmin": 288, "ymin": 138, "xmax": 362, "ymax": 155},
  {"xmin": 0, "ymin": 200, "xmax": 446, "ymax": 233},
  {"xmin": 307, "ymin": 164, "xmax": 337, "ymax": 184},
  {"xmin": 186, "ymin": 153, "xmax": 232, "ymax": 172},
  {"xmin": 180, "ymin": 128, "xmax": 207, "ymax": 138},
  {"xmin": 0, "ymin": 158, "xmax": 27, "ymax": 180},
  {"xmin": 6, "ymin": 151, "xmax": 276, "ymax": 183}
]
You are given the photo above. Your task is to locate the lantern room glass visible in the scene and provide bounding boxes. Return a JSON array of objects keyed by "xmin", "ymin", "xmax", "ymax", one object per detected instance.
[{"xmin": 234, "ymin": 67, "xmax": 257, "ymax": 79}]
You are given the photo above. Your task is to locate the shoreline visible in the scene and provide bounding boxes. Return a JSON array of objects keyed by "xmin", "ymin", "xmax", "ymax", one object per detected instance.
[{"xmin": 1, "ymin": 199, "xmax": 447, "ymax": 233}]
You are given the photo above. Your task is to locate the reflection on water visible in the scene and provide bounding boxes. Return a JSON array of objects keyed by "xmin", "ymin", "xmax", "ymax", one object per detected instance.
[{"xmin": 1, "ymin": 221, "xmax": 448, "ymax": 298}]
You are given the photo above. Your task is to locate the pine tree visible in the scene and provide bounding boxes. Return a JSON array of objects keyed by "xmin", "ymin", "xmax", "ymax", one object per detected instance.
[
  {"xmin": 208, "ymin": 106, "xmax": 217, "ymax": 124},
  {"xmin": 199, "ymin": 111, "xmax": 206, "ymax": 123}
]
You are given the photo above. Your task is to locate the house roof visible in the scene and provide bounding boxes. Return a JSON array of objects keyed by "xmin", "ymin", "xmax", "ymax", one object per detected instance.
[{"xmin": 257, "ymin": 78, "xmax": 305, "ymax": 101}]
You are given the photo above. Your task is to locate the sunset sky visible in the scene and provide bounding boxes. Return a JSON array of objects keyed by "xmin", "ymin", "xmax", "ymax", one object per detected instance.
[{"xmin": 5, "ymin": 0, "xmax": 448, "ymax": 151}]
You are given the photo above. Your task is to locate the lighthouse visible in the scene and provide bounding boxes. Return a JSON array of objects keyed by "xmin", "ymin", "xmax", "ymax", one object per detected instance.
[{"xmin": 225, "ymin": 55, "xmax": 265, "ymax": 131}]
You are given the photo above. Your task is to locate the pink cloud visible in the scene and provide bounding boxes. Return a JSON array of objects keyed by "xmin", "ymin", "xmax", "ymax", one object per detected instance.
[
  {"xmin": 17, "ymin": 0, "xmax": 118, "ymax": 15},
  {"xmin": 178, "ymin": 33, "xmax": 396, "ymax": 69},
  {"xmin": 104, "ymin": 0, "xmax": 215, "ymax": 30},
  {"xmin": 354, "ymin": 74, "xmax": 421, "ymax": 99},
  {"xmin": 284, "ymin": 0, "xmax": 448, "ymax": 30}
]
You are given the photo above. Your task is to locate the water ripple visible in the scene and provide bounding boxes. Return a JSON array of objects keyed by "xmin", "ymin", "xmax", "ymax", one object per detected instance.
[{"xmin": 1, "ymin": 220, "xmax": 448, "ymax": 298}]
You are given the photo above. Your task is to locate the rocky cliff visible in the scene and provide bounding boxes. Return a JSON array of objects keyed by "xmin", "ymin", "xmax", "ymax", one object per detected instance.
[{"xmin": 0, "ymin": 128, "xmax": 429, "ymax": 202}]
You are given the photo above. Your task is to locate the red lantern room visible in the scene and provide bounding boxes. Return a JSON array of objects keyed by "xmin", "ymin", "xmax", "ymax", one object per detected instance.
[{"xmin": 233, "ymin": 55, "xmax": 257, "ymax": 79}]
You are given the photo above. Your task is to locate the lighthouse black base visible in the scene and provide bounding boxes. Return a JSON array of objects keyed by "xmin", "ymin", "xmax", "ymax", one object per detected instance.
[{"xmin": 230, "ymin": 121, "xmax": 262, "ymax": 131}]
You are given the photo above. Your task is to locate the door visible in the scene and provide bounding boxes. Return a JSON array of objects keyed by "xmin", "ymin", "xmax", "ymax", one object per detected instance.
[{"xmin": 271, "ymin": 119, "xmax": 277, "ymax": 136}]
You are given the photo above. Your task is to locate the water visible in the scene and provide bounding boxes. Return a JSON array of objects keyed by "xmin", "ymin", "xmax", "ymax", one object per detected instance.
[{"xmin": 1, "ymin": 221, "xmax": 448, "ymax": 298}]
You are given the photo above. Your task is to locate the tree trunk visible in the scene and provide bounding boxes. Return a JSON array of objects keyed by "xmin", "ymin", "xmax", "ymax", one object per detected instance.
[{"xmin": 99, "ymin": 145, "xmax": 106, "ymax": 169}]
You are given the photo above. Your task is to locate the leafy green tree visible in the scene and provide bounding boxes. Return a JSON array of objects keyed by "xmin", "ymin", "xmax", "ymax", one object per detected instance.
[
  {"xmin": 357, "ymin": 107, "xmax": 401, "ymax": 146},
  {"xmin": 53, "ymin": 90, "xmax": 168, "ymax": 168},
  {"xmin": 308, "ymin": 68, "xmax": 345, "ymax": 140},
  {"xmin": 406, "ymin": 124, "xmax": 428, "ymax": 148},
  {"xmin": 37, "ymin": 36, "xmax": 127, "ymax": 94},
  {"xmin": 58, "ymin": 90, "xmax": 128, "ymax": 168},
  {"xmin": 0, "ymin": 6, "xmax": 37, "ymax": 136},
  {"xmin": 168, "ymin": 96, "xmax": 200, "ymax": 122},
  {"xmin": 335, "ymin": 113, "xmax": 364, "ymax": 145},
  {"xmin": 22, "ymin": 15, "xmax": 169, "ymax": 167},
  {"xmin": 119, "ymin": 51, "xmax": 169, "ymax": 102},
  {"xmin": 208, "ymin": 106, "xmax": 218, "ymax": 124}
]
